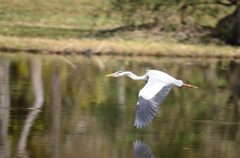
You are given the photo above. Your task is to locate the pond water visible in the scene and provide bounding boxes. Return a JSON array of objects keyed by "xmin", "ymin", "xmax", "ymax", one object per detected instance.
[{"xmin": 0, "ymin": 53, "xmax": 240, "ymax": 158}]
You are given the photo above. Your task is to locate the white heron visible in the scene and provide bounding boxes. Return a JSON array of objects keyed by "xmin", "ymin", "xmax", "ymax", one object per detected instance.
[{"xmin": 105, "ymin": 70, "xmax": 198, "ymax": 129}]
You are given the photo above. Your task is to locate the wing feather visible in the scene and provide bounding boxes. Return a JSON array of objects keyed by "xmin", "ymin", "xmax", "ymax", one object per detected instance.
[{"xmin": 134, "ymin": 76, "xmax": 172, "ymax": 128}]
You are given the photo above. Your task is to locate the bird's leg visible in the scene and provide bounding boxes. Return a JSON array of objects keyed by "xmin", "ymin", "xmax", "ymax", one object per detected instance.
[{"xmin": 182, "ymin": 83, "xmax": 198, "ymax": 88}]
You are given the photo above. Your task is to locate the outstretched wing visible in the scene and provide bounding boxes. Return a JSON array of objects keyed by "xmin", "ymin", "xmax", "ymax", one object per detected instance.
[
  {"xmin": 134, "ymin": 75, "xmax": 172, "ymax": 128},
  {"xmin": 133, "ymin": 140, "xmax": 155, "ymax": 158}
]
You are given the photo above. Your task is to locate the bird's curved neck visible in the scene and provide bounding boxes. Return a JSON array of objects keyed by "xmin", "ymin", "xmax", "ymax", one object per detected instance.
[{"xmin": 126, "ymin": 72, "xmax": 148, "ymax": 81}]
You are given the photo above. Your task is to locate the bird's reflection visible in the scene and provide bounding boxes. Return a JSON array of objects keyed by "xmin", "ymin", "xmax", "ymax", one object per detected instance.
[{"xmin": 133, "ymin": 140, "xmax": 155, "ymax": 158}]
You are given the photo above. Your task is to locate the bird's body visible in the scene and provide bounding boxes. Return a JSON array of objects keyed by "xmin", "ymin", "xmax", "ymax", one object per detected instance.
[{"xmin": 106, "ymin": 70, "xmax": 198, "ymax": 128}]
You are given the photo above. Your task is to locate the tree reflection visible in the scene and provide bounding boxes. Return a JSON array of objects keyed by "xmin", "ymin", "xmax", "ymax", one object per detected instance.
[
  {"xmin": 229, "ymin": 61, "xmax": 240, "ymax": 143},
  {"xmin": 17, "ymin": 58, "xmax": 44, "ymax": 157},
  {"xmin": 49, "ymin": 62, "xmax": 61, "ymax": 158},
  {"xmin": 0, "ymin": 60, "xmax": 10, "ymax": 158},
  {"xmin": 1, "ymin": 54, "xmax": 240, "ymax": 158}
]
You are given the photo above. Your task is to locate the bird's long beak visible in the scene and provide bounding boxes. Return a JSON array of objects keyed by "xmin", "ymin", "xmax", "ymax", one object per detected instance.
[{"xmin": 105, "ymin": 73, "xmax": 117, "ymax": 77}]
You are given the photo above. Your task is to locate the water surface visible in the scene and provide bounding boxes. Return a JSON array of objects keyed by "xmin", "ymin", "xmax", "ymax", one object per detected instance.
[{"xmin": 0, "ymin": 53, "xmax": 239, "ymax": 158}]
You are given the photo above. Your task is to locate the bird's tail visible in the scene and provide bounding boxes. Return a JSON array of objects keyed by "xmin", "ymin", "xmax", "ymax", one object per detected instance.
[{"xmin": 173, "ymin": 80, "xmax": 183, "ymax": 87}]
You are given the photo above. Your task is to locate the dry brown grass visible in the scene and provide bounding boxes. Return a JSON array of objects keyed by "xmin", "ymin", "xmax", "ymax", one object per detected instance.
[{"xmin": 0, "ymin": 36, "xmax": 240, "ymax": 58}]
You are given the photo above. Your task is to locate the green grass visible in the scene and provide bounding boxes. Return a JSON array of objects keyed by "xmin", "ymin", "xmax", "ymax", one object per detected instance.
[
  {"xmin": 0, "ymin": 25, "xmax": 90, "ymax": 38},
  {"xmin": 0, "ymin": 0, "xmax": 235, "ymax": 39},
  {"xmin": 0, "ymin": 0, "xmax": 123, "ymax": 29},
  {"xmin": 0, "ymin": 0, "xmax": 123, "ymax": 39},
  {"xmin": 0, "ymin": 0, "xmax": 239, "ymax": 56}
]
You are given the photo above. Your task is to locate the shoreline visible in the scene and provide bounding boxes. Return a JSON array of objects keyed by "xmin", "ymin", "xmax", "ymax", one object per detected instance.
[{"xmin": 0, "ymin": 36, "xmax": 240, "ymax": 58}]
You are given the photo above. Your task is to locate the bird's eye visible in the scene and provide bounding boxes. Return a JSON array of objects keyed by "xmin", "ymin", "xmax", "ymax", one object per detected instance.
[{"xmin": 117, "ymin": 71, "xmax": 122, "ymax": 75}]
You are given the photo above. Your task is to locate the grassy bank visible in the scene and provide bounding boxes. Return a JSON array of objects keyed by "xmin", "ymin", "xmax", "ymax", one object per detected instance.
[
  {"xmin": 0, "ymin": 0, "xmax": 240, "ymax": 57},
  {"xmin": 1, "ymin": 36, "xmax": 240, "ymax": 58}
]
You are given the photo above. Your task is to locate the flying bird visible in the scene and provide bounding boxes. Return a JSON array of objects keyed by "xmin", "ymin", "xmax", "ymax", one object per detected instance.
[{"xmin": 105, "ymin": 70, "xmax": 198, "ymax": 128}]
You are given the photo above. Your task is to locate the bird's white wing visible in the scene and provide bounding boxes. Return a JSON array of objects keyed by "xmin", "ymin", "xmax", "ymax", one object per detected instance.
[{"xmin": 134, "ymin": 75, "xmax": 172, "ymax": 128}]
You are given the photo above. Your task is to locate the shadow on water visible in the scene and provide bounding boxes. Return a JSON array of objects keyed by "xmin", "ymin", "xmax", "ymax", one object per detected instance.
[{"xmin": 0, "ymin": 53, "xmax": 240, "ymax": 158}]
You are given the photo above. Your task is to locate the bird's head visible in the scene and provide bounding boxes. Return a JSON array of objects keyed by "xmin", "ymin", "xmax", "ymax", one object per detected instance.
[{"xmin": 105, "ymin": 71, "xmax": 131, "ymax": 77}]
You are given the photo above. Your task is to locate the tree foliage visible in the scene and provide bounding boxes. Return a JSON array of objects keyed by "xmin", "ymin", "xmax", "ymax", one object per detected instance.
[
  {"xmin": 108, "ymin": 0, "xmax": 235, "ymax": 26},
  {"xmin": 107, "ymin": 0, "xmax": 240, "ymax": 45}
]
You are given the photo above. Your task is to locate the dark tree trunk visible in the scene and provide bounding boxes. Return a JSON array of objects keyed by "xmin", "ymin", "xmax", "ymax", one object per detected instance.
[
  {"xmin": 217, "ymin": 1, "xmax": 240, "ymax": 45},
  {"xmin": 236, "ymin": 0, "xmax": 240, "ymax": 45}
]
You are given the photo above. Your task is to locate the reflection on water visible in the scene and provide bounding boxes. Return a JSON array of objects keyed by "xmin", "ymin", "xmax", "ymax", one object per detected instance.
[
  {"xmin": 17, "ymin": 58, "xmax": 44, "ymax": 157},
  {"xmin": 134, "ymin": 140, "xmax": 154, "ymax": 158},
  {"xmin": 0, "ymin": 53, "xmax": 240, "ymax": 158},
  {"xmin": 0, "ymin": 60, "xmax": 10, "ymax": 158}
]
